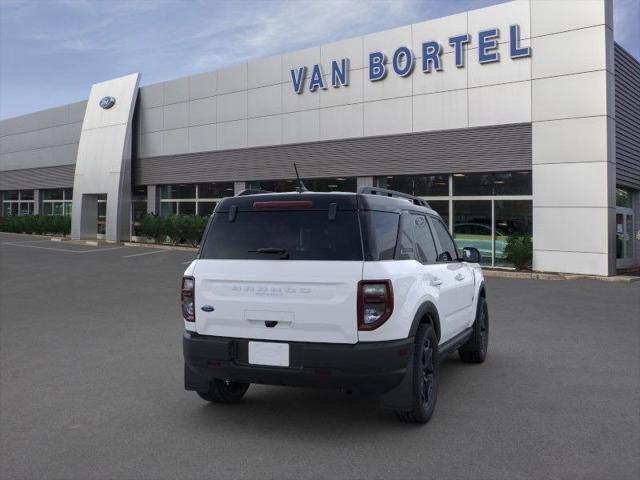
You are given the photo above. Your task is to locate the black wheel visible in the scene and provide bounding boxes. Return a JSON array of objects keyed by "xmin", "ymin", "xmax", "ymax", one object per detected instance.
[
  {"xmin": 196, "ymin": 379, "xmax": 250, "ymax": 403},
  {"xmin": 395, "ymin": 324, "xmax": 439, "ymax": 424},
  {"xmin": 459, "ymin": 296, "xmax": 489, "ymax": 363}
]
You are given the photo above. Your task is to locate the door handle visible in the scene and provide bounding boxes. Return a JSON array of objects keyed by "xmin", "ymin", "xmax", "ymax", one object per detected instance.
[
  {"xmin": 430, "ymin": 277, "xmax": 443, "ymax": 286},
  {"xmin": 454, "ymin": 273, "xmax": 465, "ymax": 281}
]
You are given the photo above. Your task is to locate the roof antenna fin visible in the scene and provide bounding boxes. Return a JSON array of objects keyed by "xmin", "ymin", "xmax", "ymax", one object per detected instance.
[{"xmin": 293, "ymin": 163, "xmax": 308, "ymax": 193}]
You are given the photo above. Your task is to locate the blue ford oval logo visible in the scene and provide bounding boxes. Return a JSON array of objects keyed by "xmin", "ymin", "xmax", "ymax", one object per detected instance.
[
  {"xmin": 99, "ymin": 96, "xmax": 116, "ymax": 109},
  {"xmin": 201, "ymin": 305, "xmax": 214, "ymax": 312}
]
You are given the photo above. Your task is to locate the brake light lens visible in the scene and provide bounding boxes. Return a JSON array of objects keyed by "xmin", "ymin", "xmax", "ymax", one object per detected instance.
[
  {"xmin": 181, "ymin": 276, "xmax": 195, "ymax": 322},
  {"xmin": 253, "ymin": 200, "xmax": 313, "ymax": 209},
  {"xmin": 357, "ymin": 280, "xmax": 393, "ymax": 330}
]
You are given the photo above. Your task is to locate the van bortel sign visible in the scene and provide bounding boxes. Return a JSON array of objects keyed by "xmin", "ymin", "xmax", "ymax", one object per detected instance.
[{"xmin": 290, "ymin": 25, "xmax": 531, "ymax": 94}]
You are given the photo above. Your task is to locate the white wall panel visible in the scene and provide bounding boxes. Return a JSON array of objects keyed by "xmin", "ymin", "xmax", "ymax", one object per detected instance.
[
  {"xmin": 468, "ymin": 80, "xmax": 531, "ymax": 127},
  {"xmin": 413, "ymin": 90, "xmax": 468, "ymax": 132},
  {"xmin": 163, "ymin": 102, "xmax": 188, "ymax": 130},
  {"xmin": 218, "ymin": 63, "xmax": 247, "ymax": 94},
  {"xmin": 163, "ymin": 78, "xmax": 189, "ymax": 105},
  {"xmin": 217, "ymin": 119, "xmax": 247, "ymax": 150},
  {"xmin": 162, "ymin": 128, "xmax": 188, "ymax": 155},
  {"xmin": 282, "ymin": 46, "xmax": 320, "ymax": 81},
  {"xmin": 188, "ymin": 124, "xmax": 216, "ymax": 153},
  {"xmin": 282, "ymin": 82, "xmax": 320, "ymax": 113},
  {"xmin": 139, "ymin": 83, "xmax": 164, "ymax": 109},
  {"xmin": 533, "ymin": 162, "xmax": 612, "ymax": 207},
  {"xmin": 188, "ymin": 97, "xmax": 216, "ymax": 127},
  {"xmin": 532, "ymin": 116, "xmax": 608, "ymax": 165},
  {"xmin": 139, "ymin": 132, "xmax": 162, "ymax": 158},
  {"xmin": 531, "ymin": 0, "xmax": 608, "ymax": 37},
  {"xmin": 320, "ymin": 103, "xmax": 363, "ymax": 141},
  {"xmin": 364, "ymin": 97, "xmax": 412, "ymax": 137},
  {"xmin": 189, "ymin": 71, "xmax": 217, "ymax": 100},
  {"xmin": 217, "ymin": 91, "xmax": 248, "ymax": 123},
  {"xmin": 531, "ymin": 26, "xmax": 607, "ymax": 79},
  {"xmin": 532, "ymin": 70, "xmax": 608, "ymax": 121},
  {"xmin": 248, "ymin": 55, "xmax": 282, "ymax": 89},
  {"xmin": 533, "ymin": 250, "xmax": 610, "ymax": 275},
  {"xmin": 282, "ymin": 110, "xmax": 320, "ymax": 144},
  {"xmin": 248, "ymin": 116, "xmax": 282, "ymax": 147},
  {"xmin": 533, "ymin": 206, "xmax": 609, "ymax": 253},
  {"xmin": 248, "ymin": 84, "xmax": 282, "ymax": 118}
]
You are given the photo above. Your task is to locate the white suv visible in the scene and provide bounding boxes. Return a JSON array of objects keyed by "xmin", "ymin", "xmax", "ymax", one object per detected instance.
[{"xmin": 182, "ymin": 187, "xmax": 488, "ymax": 423}]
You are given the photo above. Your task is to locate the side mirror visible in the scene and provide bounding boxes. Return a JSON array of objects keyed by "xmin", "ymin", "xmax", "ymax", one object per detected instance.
[{"xmin": 462, "ymin": 247, "xmax": 481, "ymax": 263}]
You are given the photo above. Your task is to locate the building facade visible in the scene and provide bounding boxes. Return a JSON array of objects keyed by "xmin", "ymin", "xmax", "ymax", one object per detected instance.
[{"xmin": 1, "ymin": 0, "xmax": 639, "ymax": 275}]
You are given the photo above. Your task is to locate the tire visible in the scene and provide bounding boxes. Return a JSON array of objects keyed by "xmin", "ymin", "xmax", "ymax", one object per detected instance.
[
  {"xmin": 459, "ymin": 296, "xmax": 489, "ymax": 363},
  {"xmin": 196, "ymin": 379, "xmax": 250, "ymax": 404},
  {"xmin": 395, "ymin": 324, "xmax": 439, "ymax": 424}
]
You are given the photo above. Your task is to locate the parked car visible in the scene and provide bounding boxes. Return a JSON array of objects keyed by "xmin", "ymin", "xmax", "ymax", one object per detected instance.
[
  {"xmin": 454, "ymin": 222, "xmax": 508, "ymax": 262},
  {"xmin": 182, "ymin": 187, "xmax": 488, "ymax": 424}
]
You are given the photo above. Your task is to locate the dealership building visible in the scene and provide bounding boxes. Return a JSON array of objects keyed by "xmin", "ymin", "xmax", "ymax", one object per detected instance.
[{"xmin": 1, "ymin": 0, "xmax": 638, "ymax": 275}]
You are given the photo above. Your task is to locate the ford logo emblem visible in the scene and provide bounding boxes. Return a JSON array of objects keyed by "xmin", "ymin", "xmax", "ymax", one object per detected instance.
[{"xmin": 99, "ymin": 96, "xmax": 116, "ymax": 109}]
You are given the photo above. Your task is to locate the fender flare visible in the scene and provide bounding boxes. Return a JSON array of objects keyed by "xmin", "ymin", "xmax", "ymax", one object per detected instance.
[{"xmin": 408, "ymin": 301, "xmax": 441, "ymax": 341}]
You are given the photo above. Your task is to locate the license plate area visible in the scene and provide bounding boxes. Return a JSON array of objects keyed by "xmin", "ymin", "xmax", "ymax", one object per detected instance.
[{"xmin": 248, "ymin": 341, "xmax": 290, "ymax": 367}]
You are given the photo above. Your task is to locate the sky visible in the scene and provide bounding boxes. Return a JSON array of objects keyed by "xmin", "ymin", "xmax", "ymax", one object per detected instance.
[{"xmin": 0, "ymin": 0, "xmax": 638, "ymax": 120}]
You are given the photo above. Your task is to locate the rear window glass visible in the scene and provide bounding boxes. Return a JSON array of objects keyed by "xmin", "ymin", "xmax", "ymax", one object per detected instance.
[{"xmin": 200, "ymin": 210, "xmax": 363, "ymax": 261}]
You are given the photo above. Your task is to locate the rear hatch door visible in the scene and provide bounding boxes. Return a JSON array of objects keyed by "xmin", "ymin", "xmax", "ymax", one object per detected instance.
[{"xmin": 194, "ymin": 194, "xmax": 363, "ymax": 344}]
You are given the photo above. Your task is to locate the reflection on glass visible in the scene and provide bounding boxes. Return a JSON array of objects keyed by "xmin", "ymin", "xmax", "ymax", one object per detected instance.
[
  {"xmin": 160, "ymin": 202, "xmax": 177, "ymax": 217},
  {"xmin": 494, "ymin": 200, "xmax": 532, "ymax": 267},
  {"xmin": 178, "ymin": 202, "xmax": 196, "ymax": 215},
  {"xmin": 616, "ymin": 187, "xmax": 632, "ymax": 208},
  {"xmin": 453, "ymin": 201, "xmax": 492, "ymax": 265},
  {"xmin": 160, "ymin": 184, "xmax": 196, "ymax": 199},
  {"xmin": 198, "ymin": 202, "xmax": 216, "ymax": 215},
  {"xmin": 453, "ymin": 171, "xmax": 531, "ymax": 196},
  {"xmin": 377, "ymin": 174, "xmax": 449, "ymax": 196},
  {"xmin": 198, "ymin": 183, "xmax": 234, "ymax": 198}
]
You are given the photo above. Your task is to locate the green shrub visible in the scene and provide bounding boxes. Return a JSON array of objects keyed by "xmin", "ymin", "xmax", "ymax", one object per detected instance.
[
  {"xmin": 503, "ymin": 235, "xmax": 533, "ymax": 270},
  {"xmin": 0, "ymin": 215, "xmax": 71, "ymax": 236},
  {"xmin": 137, "ymin": 214, "xmax": 208, "ymax": 246}
]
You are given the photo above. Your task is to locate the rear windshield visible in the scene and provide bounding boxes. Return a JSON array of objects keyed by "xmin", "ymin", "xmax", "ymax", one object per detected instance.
[{"xmin": 200, "ymin": 210, "xmax": 363, "ymax": 261}]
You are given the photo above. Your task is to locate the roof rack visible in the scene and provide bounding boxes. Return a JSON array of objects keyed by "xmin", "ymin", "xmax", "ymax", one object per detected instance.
[
  {"xmin": 358, "ymin": 186, "xmax": 431, "ymax": 208},
  {"xmin": 236, "ymin": 189, "xmax": 272, "ymax": 196}
]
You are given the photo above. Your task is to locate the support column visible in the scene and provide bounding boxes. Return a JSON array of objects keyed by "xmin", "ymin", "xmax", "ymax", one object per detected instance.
[
  {"xmin": 357, "ymin": 177, "xmax": 373, "ymax": 190},
  {"xmin": 530, "ymin": 0, "xmax": 615, "ymax": 275},
  {"xmin": 33, "ymin": 189, "xmax": 40, "ymax": 215},
  {"xmin": 234, "ymin": 182, "xmax": 246, "ymax": 195},
  {"xmin": 147, "ymin": 185, "xmax": 159, "ymax": 214}
]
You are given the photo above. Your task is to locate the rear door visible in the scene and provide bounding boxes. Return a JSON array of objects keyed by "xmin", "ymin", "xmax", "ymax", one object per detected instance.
[
  {"xmin": 194, "ymin": 201, "xmax": 363, "ymax": 344},
  {"xmin": 427, "ymin": 216, "xmax": 475, "ymax": 338}
]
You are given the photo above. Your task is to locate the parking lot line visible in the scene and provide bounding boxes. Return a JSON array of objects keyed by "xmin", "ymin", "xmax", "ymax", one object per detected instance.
[
  {"xmin": 0, "ymin": 242, "xmax": 126, "ymax": 254},
  {"xmin": 122, "ymin": 249, "xmax": 169, "ymax": 258}
]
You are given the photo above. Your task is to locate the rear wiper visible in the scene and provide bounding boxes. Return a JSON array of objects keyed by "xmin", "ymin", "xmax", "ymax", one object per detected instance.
[{"xmin": 249, "ymin": 247, "xmax": 290, "ymax": 259}]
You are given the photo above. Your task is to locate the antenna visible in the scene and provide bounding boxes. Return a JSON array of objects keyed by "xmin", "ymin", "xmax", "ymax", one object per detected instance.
[{"xmin": 293, "ymin": 163, "xmax": 308, "ymax": 193}]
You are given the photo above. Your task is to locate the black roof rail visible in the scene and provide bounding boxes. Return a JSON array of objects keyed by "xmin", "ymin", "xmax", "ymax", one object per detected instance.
[
  {"xmin": 236, "ymin": 189, "xmax": 272, "ymax": 196},
  {"xmin": 358, "ymin": 186, "xmax": 431, "ymax": 208}
]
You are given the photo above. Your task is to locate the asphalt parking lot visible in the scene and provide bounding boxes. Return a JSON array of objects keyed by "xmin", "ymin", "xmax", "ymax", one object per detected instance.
[{"xmin": 1, "ymin": 232, "xmax": 639, "ymax": 480}]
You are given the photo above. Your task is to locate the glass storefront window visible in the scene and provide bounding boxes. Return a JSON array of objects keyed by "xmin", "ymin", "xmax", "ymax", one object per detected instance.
[
  {"xmin": 198, "ymin": 202, "xmax": 217, "ymax": 215},
  {"xmin": 179, "ymin": 202, "xmax": 196, "ymax": 215},
  {"xmin": 247, "ymin": 179, "xmax": 297, "ymax": 192},
  {"xmin": 198, "ymin": 182, "xmax": 234, "ymax": 198},
  {"xmin": 453, "ymin": 201, "xmax": 492, "ymax": 265},
  {"xmin": 19, "ymin": 190, "xmax": 34, "ymax": 200},
  {"xmin": 160, "ymin": 184, "xmax": 196, "ymax": 199},
  {"xmin": 41, "ymin": 189, "xmax": 72, "ymax": 216},
  {"xmin": 303, "ymin": 177, "xmax": 357, "ymax": 192},
  {"xmin": 4, "ymin": 191, "xmax": 18, "ymax": 201},
  {"xmin": 616, "ymin": 187, "xmax": 632, "ymax": 208},
  {"xmin": 453, "ymin": 171, "xmax": 531, "ymax": 196},
  {"xmin": 161, "ymin": 202, "xmax": 177, "ymax": 216},
  {"xmin": 428, "ymin": 200, "xmax": 449, "ymax": 227},
  {"xmin": 377, "ymin": 174, "xmax": 449, "ymax": 196},
  {"xmin": 494, "ymin": 200, "xmax": 533, "ymax": 267},
  {"xmin": 42, "ymin": 189, "xmax": 63, "ymax": 200}
]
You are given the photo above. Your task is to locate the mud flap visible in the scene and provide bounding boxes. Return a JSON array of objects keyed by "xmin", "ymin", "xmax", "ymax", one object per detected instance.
[
  {"xmin": 380, "ymin": 357, "xmax": 414, "ymax": 412},
  {"xmin": 184, "ymin": 363, "xmax": 210, "ymax": 392}
]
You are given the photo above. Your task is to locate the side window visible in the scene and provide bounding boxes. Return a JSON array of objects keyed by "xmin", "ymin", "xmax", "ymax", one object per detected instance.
[
  {"xmin": 396, "ymin": 213, "xmax": 416, "ymax": 261},
  {"xmin": 430, "ymin": 217, "xmax": 459, "ymax": 262},
  {"xmin": 412, "ymin": 214, "xmax": 438, "ymax": 264}
]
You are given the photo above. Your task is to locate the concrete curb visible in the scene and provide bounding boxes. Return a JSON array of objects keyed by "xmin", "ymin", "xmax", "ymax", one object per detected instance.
[
  {"xmin": 483, "ymin": 268, "xmax": 640, "ymax": 283},
  {"xmin": 123, "ymin": 242, "xmax": 198, "ymax": 252}
]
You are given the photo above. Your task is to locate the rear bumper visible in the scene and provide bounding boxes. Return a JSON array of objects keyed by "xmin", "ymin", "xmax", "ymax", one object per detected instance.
[{"xmin": 183, "ymin": 332, "xmax": 413, "ymax": 394}]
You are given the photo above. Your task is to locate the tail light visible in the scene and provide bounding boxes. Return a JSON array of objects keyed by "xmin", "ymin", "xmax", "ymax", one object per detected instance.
[
  {"xmin": 181, "ymin": 276, "xmax": 195, "ymax": 322},
  {"xmin": 357, "ymin": 280, "xmax": 393, "ymax": 330}
]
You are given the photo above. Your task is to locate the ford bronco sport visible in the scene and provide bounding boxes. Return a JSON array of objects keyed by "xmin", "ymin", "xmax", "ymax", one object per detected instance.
[{"xmin": 182, "ymin": 187, "xmax": 488, "ymax": 423}]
